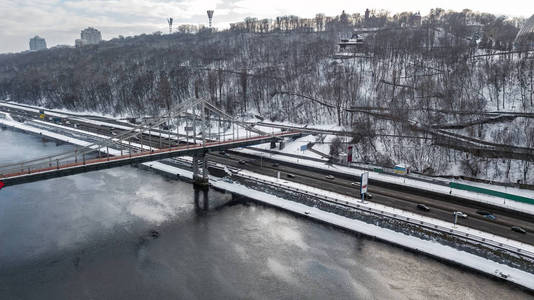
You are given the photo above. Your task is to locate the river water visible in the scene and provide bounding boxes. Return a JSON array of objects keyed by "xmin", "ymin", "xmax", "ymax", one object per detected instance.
[{"xmin": 0, "ymin": 127, "xmax": 532, "ymax": 299}]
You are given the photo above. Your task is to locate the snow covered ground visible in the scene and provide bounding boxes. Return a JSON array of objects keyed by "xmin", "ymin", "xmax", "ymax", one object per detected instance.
[
  {"xmin": 27, "ymin": 119, "xmax": 157, "ymax": 151},
  {"xmin": 1, "ymin": 101, "xmax": 128, "ymax": 120},
  {"xmin": 0, "ymin": 117, "xmax": 118, "ymax": 154},
  {"xmin": 0, "ymin": 102, "xmax": 190, "ymax": 141}
]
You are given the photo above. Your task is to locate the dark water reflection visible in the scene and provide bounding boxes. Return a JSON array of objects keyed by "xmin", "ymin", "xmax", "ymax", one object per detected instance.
[{"xmin": 0, "ymin": 128, "xmax": 532, "ymax": 299}]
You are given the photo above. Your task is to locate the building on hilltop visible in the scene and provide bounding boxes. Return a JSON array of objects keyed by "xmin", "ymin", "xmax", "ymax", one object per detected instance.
[
  {"xmin": 74, "ymin": 39, "xmax": 84, "ymax": 47},
  {"xmin": 29, "ymin": 35, "xmax": 47, "ymax": 51},
  {"xmin": 338, "ymin": 32, "xmax": 365, "ymax": 51},
  {"xmin": 75, "ymin": 27, "xmax": 102, "ymax": 47},
  {"xmin": 411, "ymin": 12, "xmax": 422, "ymax": 27},
  {"xmin": 334, "ymin": 31, "xmax": 367, "ymax": 58},
  {"xmin": 81, "ymin": 27, "xmax": 102, "ymax": 44}
]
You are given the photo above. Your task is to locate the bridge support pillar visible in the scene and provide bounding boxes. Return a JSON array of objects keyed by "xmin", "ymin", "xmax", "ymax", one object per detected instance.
[
  {"xmin": 192, "ymin": 154, "xmax": 199, "ymax": 178},
  {"xmin": 194, "ymin": 185, "xmax": 209, "ymax": 212},
  {"xmin": 192, "ymin": 153, "xmax": 209, "ymax": 188}
]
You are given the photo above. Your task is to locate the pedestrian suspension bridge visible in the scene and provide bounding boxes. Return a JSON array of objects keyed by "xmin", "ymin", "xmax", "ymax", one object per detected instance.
[{"xmin": 0, "ymin": 98, "xmax": 300, "ymax": 187}]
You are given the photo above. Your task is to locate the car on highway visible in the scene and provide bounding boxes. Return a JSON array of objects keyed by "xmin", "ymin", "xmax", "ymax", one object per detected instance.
[
  {"xmin": 416, "ymin": 204, "xmax": 430, "ymax": 212},
  {"xmin": 511, "ymin": 226, "xmax": 527, "ymax": 234},
  {"xmin": 272, "ymin": 163, "xmax": 279, "ymax": 167},
  {"xmin": 238, "ymin": 160, "xmax": 247, "ymax": 165},
  {"xmin": 351, "ymin": 182, "xmax": 359, "ymax": 186},
  {"xmin": 484, "ymin": 214, "xmax": 496, "ymax": 220},
  {"xmin": 476, "ymin": 210, "xmax": 496, "ymax": 220},
  {"xmin": 219, "ymin": 150, "xmax": 227, "ymax": 155},
  {"xmin": 325, "ymin": 175, "xmax": 335, "ymax": 180},
  {"xmin": 286, "ymin": 173, "xmax": 296, "ymax": 178},
  {"xmin": 453, "ymin": 211, "xmax": 468, "ymax": 219}
]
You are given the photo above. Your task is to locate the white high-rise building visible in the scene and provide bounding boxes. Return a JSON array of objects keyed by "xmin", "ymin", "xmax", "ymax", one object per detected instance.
[
  {"xmin": 75, "ymin": 27, "xmax": 102, "ymax": 47},
  {"xmin": 29, "ymin": 36, "xmax": 47, "ymax": 51}
]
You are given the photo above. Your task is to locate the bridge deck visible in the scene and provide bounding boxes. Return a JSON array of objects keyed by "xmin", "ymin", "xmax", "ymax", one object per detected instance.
[{"xmin": 1, "ymin": 131, "xmax": 300, "ymax": 187}]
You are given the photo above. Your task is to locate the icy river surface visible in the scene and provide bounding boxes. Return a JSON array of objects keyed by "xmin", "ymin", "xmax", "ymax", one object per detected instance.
[{"xmin": 0, "ymin": 128, "xmax": 532, "ymax": 299}]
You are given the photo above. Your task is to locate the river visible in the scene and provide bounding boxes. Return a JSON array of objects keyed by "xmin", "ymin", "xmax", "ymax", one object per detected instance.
[{"xmin": 0, "ymin": 127, "xmax": 531, "ymax": 299}]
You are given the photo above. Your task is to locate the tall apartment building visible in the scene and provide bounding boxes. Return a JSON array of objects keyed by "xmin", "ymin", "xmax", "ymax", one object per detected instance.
[
  {"xmin": 75, "ymin": 27, "xmax": 102, "ymax": 47},
  {"xmin": 29, "ymin": 35, "xmax": 47, "ymax": 51}
]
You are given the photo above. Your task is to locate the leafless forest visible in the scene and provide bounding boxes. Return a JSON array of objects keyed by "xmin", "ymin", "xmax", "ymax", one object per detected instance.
[{"xmin": 1, "ymin": 9, "xmax": 533, "ymax": 184}]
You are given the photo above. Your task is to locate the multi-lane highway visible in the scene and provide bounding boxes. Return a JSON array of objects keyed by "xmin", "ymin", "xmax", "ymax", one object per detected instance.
[
  {"xmin": 205, "ymin": 152, "xmax": 534, "ymax": 245},
  {"xmin": 2, "ymin": 102, "xmax": 533, "ymax": 245}
]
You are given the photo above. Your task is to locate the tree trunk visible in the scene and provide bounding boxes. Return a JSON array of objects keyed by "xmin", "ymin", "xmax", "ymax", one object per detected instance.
[{"xmin": 240, "ymin": 68, "xmax": 247, "ymax": 114}]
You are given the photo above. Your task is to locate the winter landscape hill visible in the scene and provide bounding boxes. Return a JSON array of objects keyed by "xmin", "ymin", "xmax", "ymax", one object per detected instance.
[{"xmin": 1, "ymin": 8, "xmax": 533, "ymax": 185}]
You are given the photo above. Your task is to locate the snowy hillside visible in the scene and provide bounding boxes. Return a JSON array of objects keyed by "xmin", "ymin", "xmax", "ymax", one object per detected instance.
[{"xmin": 0, "ymin": 9, "xmax": 533, "ymax": 185}]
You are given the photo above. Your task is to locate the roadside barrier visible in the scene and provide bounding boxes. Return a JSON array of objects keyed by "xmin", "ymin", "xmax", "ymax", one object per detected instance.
[{"xmin": 450, "ymin": 182, "xmax": 534, "ymax": 205}]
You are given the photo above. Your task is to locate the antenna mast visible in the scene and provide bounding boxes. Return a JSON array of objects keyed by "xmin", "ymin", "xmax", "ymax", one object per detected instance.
[
  {"xmin": 207, "ymin": 10, "xmax": 214, "ymax": 28},
  {"xmin": 167, "ymin": 18, "xmax": 173, "ymax": 34}
]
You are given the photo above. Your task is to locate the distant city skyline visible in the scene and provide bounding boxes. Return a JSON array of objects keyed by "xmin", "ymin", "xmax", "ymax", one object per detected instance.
[{"xmin": 1, "ymin": 0, "xmax": 533, "ymax": 53}]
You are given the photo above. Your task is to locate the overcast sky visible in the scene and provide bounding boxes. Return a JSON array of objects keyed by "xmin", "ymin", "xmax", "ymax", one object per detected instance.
[{"xmin": 1, "ymin": 0, "xmax": 533, "ymax": 53}]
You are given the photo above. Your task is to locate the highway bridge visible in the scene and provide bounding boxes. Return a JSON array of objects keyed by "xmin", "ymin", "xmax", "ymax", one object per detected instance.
[{"xmin": 1, "ymin": 100, "xmax": 533, "ymax": 247}]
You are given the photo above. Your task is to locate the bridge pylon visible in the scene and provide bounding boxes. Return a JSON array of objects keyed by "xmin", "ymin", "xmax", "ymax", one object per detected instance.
[{"xmin": 192, "ymin": 152, "xmax": 209, "ymax": 189}]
